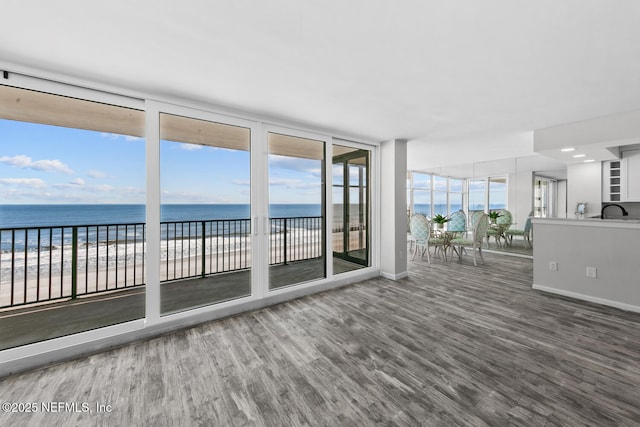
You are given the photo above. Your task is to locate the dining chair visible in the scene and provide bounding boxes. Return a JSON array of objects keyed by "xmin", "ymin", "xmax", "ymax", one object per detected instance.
[
  {"xmin": 451, "ymin": 213, "xmax": 489, "ymax": 266},
  {"xmin": 447, "ymin": 209, "xmax": 466, "ymax": 236},
  {"xmin": 409, "ymin": 214, "xmax": 443, "ymax": 264},
  {"xmin": 505, "ymin": 215, "xmax": 532, "ymax": 248},
  {"xmin": 407, "ymin": 211, "xmax": 416, "ymax": 252},
  {"xmin": 486, "ymin": 209, "xmax": 512, "ymax": 247}
]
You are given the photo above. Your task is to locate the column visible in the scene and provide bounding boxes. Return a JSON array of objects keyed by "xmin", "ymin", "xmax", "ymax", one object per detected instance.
[{"xmin": 380, "ymin": 139, "xmax": 408, "ymax": 280}]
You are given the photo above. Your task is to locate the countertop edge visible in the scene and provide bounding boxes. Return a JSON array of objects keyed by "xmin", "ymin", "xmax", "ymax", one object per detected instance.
[{"xmin": 531, "ymin": 217, "xmax": 640, "ymax": 229}]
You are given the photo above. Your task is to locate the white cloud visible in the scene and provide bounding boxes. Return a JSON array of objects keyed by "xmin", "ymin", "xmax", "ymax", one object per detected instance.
[
  {"xmin": 180, "ymin": 143, "xmax": 203, "ymax": 151},
  {"xmin": 92, "ymin": 184, "xmax": 115, "ymax": 192},
  {"xmin": 0, "ymin": 178, "xmax": 46, "ymax": 188},
  {"xmin": 87, "ymin": 170, "xmax": 107, "ymax": 179},
  {"xmin": 53, "ymin": 182, "xmax": 114, "ymax": 192},
  {"xmin": 0, "ymin": 155, "xmax": 73, "ymax": 174},
  {"xmin": 101, "ymin": 133, "xmax": 142, "ymax": 142},
  {"xmin": 269, "ymin": 155, "xmax": 321, "ymax": 174},
  {"xmin": 269, "ymin": 177, "xmax": 320, "ymax": 190}
]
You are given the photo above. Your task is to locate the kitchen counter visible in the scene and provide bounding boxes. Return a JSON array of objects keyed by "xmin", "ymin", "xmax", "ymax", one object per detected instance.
[
  {"xmin": 533, "ymin": 217, "xmax": 640, "ymax": 228},
  {"xmin": 532, "ymin": 218, "xmax": 640, "ymax": 313}
]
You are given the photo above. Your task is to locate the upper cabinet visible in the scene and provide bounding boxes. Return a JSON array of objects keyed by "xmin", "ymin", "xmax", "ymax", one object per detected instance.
[
  {"xmin": 603, "ymin": 150, "xmax": 640, "ymax": 202},
  {"xmin": 602, "ymin": 160, "xmax": 621, "ymax": 202},
  {"xmin": 621, "ymin": 150, "xmax": 640, "ymax": 201}
]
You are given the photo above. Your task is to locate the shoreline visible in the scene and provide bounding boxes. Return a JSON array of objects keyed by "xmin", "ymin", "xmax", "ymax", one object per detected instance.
[{"xmin": 0, "ymin": 230, "xmax": 350, "ymax": 308}]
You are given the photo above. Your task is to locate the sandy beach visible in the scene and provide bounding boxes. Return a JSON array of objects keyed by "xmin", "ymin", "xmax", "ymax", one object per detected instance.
[{"xmin": 0, "ymin": 228, "xmax": 339, "ymax": 308}]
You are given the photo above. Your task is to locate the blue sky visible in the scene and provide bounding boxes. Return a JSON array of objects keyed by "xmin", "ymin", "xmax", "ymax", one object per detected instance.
[{"xmin": 0, "ymin": 119, "xmax": 322, "ymax": 205}]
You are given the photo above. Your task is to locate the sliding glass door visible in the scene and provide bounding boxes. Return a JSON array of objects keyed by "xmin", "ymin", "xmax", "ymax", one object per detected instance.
[
  {"xmin": 268, "ymin": 131, "xmax": 326, "ymax": 289},
  {"xmin": 159, "ymin": 113, "xmax": 252, "ymax": 314},
  {"xmin": 332, "ymin": 145, "xmax": 369, "ymax": 272},
  {"xmin": 0, "ymin": 84, "xmax": 145, "ymax": 349}
]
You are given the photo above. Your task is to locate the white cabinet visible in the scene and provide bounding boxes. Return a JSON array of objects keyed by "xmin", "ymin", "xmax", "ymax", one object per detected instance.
[
  {"xmin": 602, "ymin": 160, "xmax": 621, "ymax": 202},
  {"xmin": 621, "ymin": 149, "xmax": 640, "ymax": 201}
]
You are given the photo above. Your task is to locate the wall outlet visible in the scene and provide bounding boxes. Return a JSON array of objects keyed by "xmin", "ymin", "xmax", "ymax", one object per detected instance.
[
  {"xmin": 549, "ymin": 261, "xmax": 558, "ymax": 271},
  {"xmin": 586, "ymin": 267, "xmax": 597, "ymax": 278}
]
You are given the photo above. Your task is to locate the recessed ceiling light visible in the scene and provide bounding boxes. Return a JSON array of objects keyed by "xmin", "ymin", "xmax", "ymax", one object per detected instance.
[
  {"xmin": 572, "ymin": 154, "xmax": 586, "ymax": 158},
  {"xmin": 584, "ymin": 159, "xmax": 595, "ymax": 163},
  {"xmin": 561, "ymin": 147, "xmax": 575, "ymax": 152}
]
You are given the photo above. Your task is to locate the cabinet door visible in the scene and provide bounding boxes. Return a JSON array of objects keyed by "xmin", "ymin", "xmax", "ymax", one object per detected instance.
[{"xmin": 623, "ymin": 150, "xmax": 640, "ymax": 201}]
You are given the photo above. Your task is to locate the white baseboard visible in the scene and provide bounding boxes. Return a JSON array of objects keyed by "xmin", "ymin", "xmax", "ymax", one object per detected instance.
[
  {"xmin": 380, "ymin": 270, "xmax": 408, "ymax": 281},
  {"xmin": 532, "ymin": 284, "xmax": 640, "ymax": 313}
]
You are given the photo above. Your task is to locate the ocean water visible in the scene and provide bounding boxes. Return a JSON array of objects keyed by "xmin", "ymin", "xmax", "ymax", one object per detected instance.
[
  {"xmin": 0, "ymin": 204, "xmax": 322, "ymax": 229},
  {"xmin": 0, "ymin": 204, "xmax": 326, "ymax": 253}
]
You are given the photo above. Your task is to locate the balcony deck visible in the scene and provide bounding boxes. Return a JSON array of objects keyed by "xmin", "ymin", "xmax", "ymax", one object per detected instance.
[
  {"xmin": 0, "ymin": 257, "xmax": 363, "ymax": 350},
  {"xmin": 1, "ymin": 252, "xmax": 639, "ymax": 425}
]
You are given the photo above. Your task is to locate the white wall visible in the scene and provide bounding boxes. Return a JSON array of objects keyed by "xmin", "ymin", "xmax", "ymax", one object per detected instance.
[
  {"xmin": 534, "ymin": 110, "xmax": 640, "ymax": 151},
  {"xmin": 532, "ymin": 219, "xmax": 640, "ymax": 312},
  {"xmin": 567, "ymin": 162, "xmax": 602, "ymax": 218},
  {"xmin": 406, "ymin": 132, "xmax": 535, "ymax": 170}
]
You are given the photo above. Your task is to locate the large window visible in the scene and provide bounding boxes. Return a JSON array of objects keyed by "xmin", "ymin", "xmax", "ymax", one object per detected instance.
[
  {"xmin": 408, "ymin": 172, "xmax": 464, "ymax": 218},
  {"xmin": 0, "ymin": 77, "xmax": 377, "ymax": 369},
  {"xmin": 433, "ymin": 176, "xmax": 448, "ymax": 216},
  {"xmin": 0, "ymin": 84, "xmax": 145, "ymax": 350},
  {"xmin": 412, "ymin": 172, "xmax": 431, "ymax": 216},
  {"xmin": 449, "ymin": 178, "xmax": 463, "ymax": 213},
  {"xmin": 408, "ymin": 172, "xmax": 508, "ymax": 221}
]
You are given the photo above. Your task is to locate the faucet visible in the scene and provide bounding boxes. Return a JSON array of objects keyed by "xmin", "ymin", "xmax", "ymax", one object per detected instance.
[{"xmin": 601, "ymin": 203, "xmax": 629, "ymax": 219}]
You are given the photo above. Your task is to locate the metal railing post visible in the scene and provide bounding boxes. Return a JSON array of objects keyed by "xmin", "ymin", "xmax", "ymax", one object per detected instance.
[
  {"xmin": 201, "ymin": 221, "xmax": 206, "ymax": 278},
  {"xmin": 10, "ymin": 230, "xmax": 15, "ymax": 306},
  {"xmin": 71, "ymin": 226, "xmax": 78, "ymax": 300},
  {"xmin": 283, "ymin": 218, "xmax": 288, "ymax": 265}
]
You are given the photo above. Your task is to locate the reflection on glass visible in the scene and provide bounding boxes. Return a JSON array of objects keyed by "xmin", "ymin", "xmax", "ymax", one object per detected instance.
[
  {"xmin": 534, "ymin": 177, "xmax": 555, "ymax": 218},
  {"xmin": 469, "ymin": 179, "xmax": 487, "ymax": 211},
  {"xmin": 159, "ymin": 113, "xmax": 251, "ymax": 315},
  {"xmin": 332, "ymin": 144, "xmax": 369, "ymax": 274},
  {"xmin": 489, "ymin": 177, "xmax": 507, "ymax": 210}
]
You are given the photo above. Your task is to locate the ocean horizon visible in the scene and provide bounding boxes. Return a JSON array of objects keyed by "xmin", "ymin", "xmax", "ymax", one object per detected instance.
[
  {"xmin": 0, "ymin": 204, "xmax": 325, "ymax": 229},
  {"xmin": 1, "ymin": 203, "xmax": 507, "ymax": 229}
]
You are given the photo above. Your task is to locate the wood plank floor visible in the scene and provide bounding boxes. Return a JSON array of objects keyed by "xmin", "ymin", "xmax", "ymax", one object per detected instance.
[
  {"xmin": 1, "ymin": 252, "xmax": 639, "ymax": 426},
  {"xmin": 0, "ymin": 257, "xmax": 363, "ymax": 350}
]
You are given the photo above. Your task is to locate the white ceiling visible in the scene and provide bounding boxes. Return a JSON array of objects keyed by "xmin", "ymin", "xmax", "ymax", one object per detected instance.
[{"xmin": 1, "ymin": 1, "xmax": 640, "ymax": 167}]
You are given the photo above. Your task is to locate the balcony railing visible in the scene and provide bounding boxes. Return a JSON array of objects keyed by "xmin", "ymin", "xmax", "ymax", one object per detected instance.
[{"xmin": 0, "ymin": 216, "xmax": 323, "ymax": 309}]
